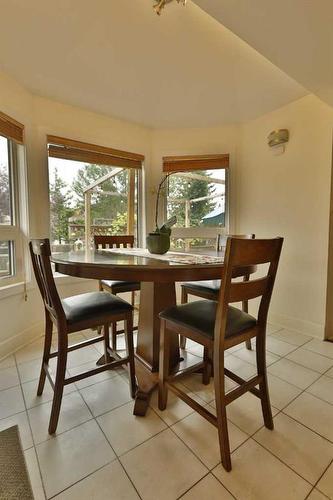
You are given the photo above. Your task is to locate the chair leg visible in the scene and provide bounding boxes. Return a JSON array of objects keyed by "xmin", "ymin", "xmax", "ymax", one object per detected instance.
[
  {"xmin": 48, "ymin": 332, "xmax": 68, "ymax": 434},
  {"xmin": 214, "ymin": 348, "xmax": 232, "ymax": 471},
  {"xmin": 158, "ymin": 320, "xmax": 171, "ymax": 411},
  {"xmin": 179, "ymin": 287, "xmax": 188, "ymax": 349},
  {"xmin": 256, "ymin": 335, "xmax": 274, "ymax": 430},
  {"xmin": 202, "ymin": 346, "xmax": 212, "ymax": 385},
  {"xmin": 104, "ymin": 323, "xmax": 111, "ymax": 363},
  {"xmin": 112, "ymin": 322, "xmax": 117, "ymax": 351},
  {"xmin": 131, "ymin": 291, "xmax": 135, "ymax": 306},
  {"xmin": 124, "ymin": 315, "xmax": 136, "ymax": 398},
  {"xmin": 37, "ymin": 311, "xmax": 53, "ymax": 396},
  {"xmin": 242, "ymin": 296, "xmax": 252, "ymax": 350}
]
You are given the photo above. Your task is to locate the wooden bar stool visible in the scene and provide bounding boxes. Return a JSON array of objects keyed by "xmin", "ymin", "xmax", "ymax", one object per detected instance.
[
  {"xmin": 180, "ymin": 234, "xmax": 256, "ymax": 351},
  {"xmin": 94, "ymin": 235, "xmax": 140, "ymax": 350},
  {"xmin": 158, "ymin": 237, "xmax": 283, "ymax": 471},
  {"xmin": 29, "ymin": 239, "xmax": 136, "ymax": 434}
]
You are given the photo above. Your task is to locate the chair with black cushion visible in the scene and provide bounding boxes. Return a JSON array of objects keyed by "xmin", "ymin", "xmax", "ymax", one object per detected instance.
[
  {"xmin": 94, "ymin": 235, "xmax": 140, "ymax": 350},
  {"xmin": 29, "ymin": 238, "xmax": 136, "ymax": 435},
  {"xmin": 159, "ymin": 236, "xmax": 283, "ymax": 471},
  {"xmin": 180, "ymin": 234, "xmax": 256, "ymax": 351}
]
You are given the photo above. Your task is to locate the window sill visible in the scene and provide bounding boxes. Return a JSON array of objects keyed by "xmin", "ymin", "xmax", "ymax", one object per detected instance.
[{"xmin": 0, "ymin": 275, "xmax": 93, "ymax": 300}]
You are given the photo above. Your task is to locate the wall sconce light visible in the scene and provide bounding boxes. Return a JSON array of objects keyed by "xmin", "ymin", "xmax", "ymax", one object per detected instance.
[{"xmin": 267, "ymin": 129, "xmax": 289, "ymax": 154}]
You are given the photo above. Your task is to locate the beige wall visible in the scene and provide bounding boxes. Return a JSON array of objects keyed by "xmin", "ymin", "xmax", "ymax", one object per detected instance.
[
  {"xmin": 237, "ymin": 95, "xmax": 333, "ymax": 337},
  {"xmin": 0, "ymin": 70, "xmax": 332, "ymax": 359}
]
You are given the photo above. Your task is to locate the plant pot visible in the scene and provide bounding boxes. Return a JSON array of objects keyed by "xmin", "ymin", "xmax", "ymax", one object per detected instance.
[{"xmin": 146, "ymin": 232, "xmax": 170, "ymax": 255}]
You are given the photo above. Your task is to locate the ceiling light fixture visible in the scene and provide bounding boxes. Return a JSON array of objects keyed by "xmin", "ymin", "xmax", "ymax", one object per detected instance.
[{"xmin": 153, "ymin": 0, "xmax": 187, "ymax": 16}]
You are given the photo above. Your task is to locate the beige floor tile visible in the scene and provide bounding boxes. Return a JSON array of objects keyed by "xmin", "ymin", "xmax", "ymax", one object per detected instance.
[
  {"xmin": 307, "ymin": 489, "xmax": 331, "ymax": 500},
  {"xmin": 54, "ymin": 460, "xmax": 139, "ymax": 500},
  {"xmin": 180, "ymin": 474, "xmax": 234, "ymax": 499},
  {"xmin": 271, "ymin": 329, "xmax": 313, "ymax": 347},
  {"xmin": 213, "ymin": 439, "xmax": 311, "ymax": 500},
  {"xmin": 80, "ymin": 375, "xmax": 132, "ymax": 417},
  {"xmin": 254, "ymin": 413, "xmax": 333, "ymax": 484},
  {"xmin": 15, "ymin": 338, "xmax": 45, "ymax": 365},
  {"xmin": 266, "ymin": 324, "xmax": 283, "ymax": 335},
  {"xmin": 284, "ymin": 392, "xmax": 333, "ymax": 442},
  {"xmin": 36, "ymin": 419, "xmax": 115, "ymax": 498},
  {"xmin": 233, "ymin": 346, "xmax": 280, "ymax": 367},
  {"xmin": 68, "ymin": 359, "xmax": 119, "ymax": 390},
  {"xmin": 266, "ymin": 337, "xmax": 297, "ymax": 356},
  {"xmin": 225, "ymin": 355, "xmax": 257, "ymax": 380},
  {"xmin": 317, "ymin": 462, "xmax": 333, "ymax": 499},
  {"xmin": 97, "ymin": 402, "xmax": 167, "ymax": 456},
  {"xmin": 28, "ymin": 391, "xmax": 92, "ymax": 444},
  {"xmin": 0, "ymin": 385, "xmax": 25, "ymax": 419},
  {"xmin": 180, "ymin": 373, "xmax": 216, "ymax": 403},
  {"xmin": 66, "ymin": 345, "xmax": 100, "ymax": 369},
  {"xmin": 0, "ymin": 365, "xmax": 20, "ymax": 391},
  {"xmin": 22, "ymin": 377, "xmax": 76, "ymax": 409},
  {"xmin": 121, "ymin": 428, "xmax": 207, "ymax": 500},
  {"xmin": 268, "ymin": 358, "xmax": 320, "ymax": 389},
  {"xmin": 172, "ymin": 410, "xmax": 248, "ymax": 469},
  {"xmin": 286, "ymin": 348, "xmax": 333, "ymax": 374},
  {"xmin": 150, "ymin": 388, "xmax": 196, "ymax": 425},
  {"xmin": 223, "ymin": 392, "xmax": 279, "ymax": 435},
  {"xmin": 17, "ymin": 357, "xmax": 57, "ymax": 384},
  {"xmin": 24, "ymin": 447, "xmax": 46, "ymax": 500},
  {"xmin": 0, "ymin": 355, "xmax": 15, "ymax": 369},
  {"xmin": 267, "ymin": 373, "xmax": 302, "ymax": 410},
  {"xmin": 0, "ymin": 411, "xmax": 33, "ymax": 450},
  {"xmin": 307, "ymin": 376, "xmax": 333, "ymax": 405},
  {"xmin": 304, "ymin": 339, "xmax": 333, "ymax": 359}
]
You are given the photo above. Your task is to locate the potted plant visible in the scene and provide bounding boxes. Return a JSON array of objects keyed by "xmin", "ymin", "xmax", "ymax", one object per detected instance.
[{"xmin": 147, "ymin": 173, "xmax": 177, "ymax": 254}]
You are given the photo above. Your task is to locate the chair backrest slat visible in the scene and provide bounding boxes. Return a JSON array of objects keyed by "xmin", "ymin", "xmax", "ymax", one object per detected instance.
[
  {"xmin": 29, "ymin": 239, "xmax": 65, "ymax": 323},
  {"xmin": 228, "ymin": 276, "xmax": 269, "ymax": 303},
  {"xmin": 94, "ymin": 235, "xmax": 135, "ymax": 249}
]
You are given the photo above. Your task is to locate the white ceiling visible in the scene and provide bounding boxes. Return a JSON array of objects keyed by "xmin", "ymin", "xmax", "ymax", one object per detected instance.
[
  {"xmin": 193, "ymin": 0, "xmax": 333, "ymax": 109},
  {"xmin": 0, "ymin": 0, "xmax": 307, "ymax": 128}
]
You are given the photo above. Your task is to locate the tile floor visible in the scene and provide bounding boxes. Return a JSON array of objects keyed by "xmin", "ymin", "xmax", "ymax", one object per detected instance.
[{"xmin": 1, "ymin": 325, "xmax": 333, "ymax": 499}]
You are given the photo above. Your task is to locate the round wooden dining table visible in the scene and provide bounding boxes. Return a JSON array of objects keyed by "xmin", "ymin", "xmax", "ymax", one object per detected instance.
[{"xmin": 51, "ymin": 248, "xmax": 224, "ymax": 415}]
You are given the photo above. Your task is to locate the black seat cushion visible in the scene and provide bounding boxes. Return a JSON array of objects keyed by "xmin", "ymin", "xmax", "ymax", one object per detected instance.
[
  {"xmin": 182, "ymin": 280, "xmax": 221, "ymax": 296},
  {"xmin": 159, "ymin": 300, "xmax": 256, "ymax": 339},
  {"xmin": 62, "ymin": 291, "xmax": 133, "ymax": 325},
  {"xmin": 101, "ymin": 280, "xmax": 140, "ymax": 292}
]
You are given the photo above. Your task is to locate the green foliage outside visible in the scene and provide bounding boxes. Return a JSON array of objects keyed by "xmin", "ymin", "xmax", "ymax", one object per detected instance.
[{"xmin": 167, "ymin": 171, "xmax": 216, "ymax": 227}]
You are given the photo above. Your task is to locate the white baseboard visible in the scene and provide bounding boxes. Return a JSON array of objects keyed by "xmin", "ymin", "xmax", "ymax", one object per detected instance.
[
  {"xmin": 269, "ymin": 312, "xmax": 324, "ymax": 339},
  {"xmin": 0, "ymin": 321, "xmax": 44, "ymax": 361}
]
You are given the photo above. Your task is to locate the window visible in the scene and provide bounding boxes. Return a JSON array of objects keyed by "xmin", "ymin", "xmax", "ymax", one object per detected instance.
[
  {"xmin": 47, "ymin": 136, "xmax": 143, "ymax": 254},
  {"xmin": 0, "ymin": 112, "xmax": 26, "ymax": 286},
  {"xmin": 164, "ymin": 154, "xmax": 229, "ymax": 253}
]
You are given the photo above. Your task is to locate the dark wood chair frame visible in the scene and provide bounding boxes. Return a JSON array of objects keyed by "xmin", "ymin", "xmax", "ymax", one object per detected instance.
[
  {"xmin": 94, "ymin": 235, "xmax": 140, "ymax": 350},
  {"xmin": 29, "ymin": 238, "xmax": 136, "ymax": 434},
  {"xmin": 180, "ymin": 234, "xmax": 256, "ymax": 351},
  {"xmin": 159, "ymin": 237, "xmax": 283, "ymax": 471}
]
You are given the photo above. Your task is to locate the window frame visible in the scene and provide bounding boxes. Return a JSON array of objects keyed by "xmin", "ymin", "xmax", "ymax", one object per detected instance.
[
  {"xmin": 165, "ymin": 165, "xmax": 230, "ymax": 248},
  {"xmin": 0, "ymin": 136, "xmax": 27, "ymax": 287},
  {"xmin": 47, "ymin": 137, "xmax": 144, "ymax": 253}
]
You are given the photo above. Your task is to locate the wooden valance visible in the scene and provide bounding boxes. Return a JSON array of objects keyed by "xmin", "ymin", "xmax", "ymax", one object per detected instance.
[
  {"xmin": 163, "ymin": 154, "xmax": 229, "ymax": 172},
  {"xmin": 0, "ymin": 111, "xmax": 24, "ymax": 144},
  {"xmin": 47, "ymin": 135, "xmax": 144, "ymax": 169}
]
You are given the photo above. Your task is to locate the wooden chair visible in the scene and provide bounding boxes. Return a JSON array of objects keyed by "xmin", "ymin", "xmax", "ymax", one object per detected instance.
[
  {"xmin": 94, "ymin": 235, "xmax": 140, "ymax": 350},
  {"xmin": 180, "ymin": 234, "xmax": 256, "ymax": 351},
  {"xmin": 159, "ymin": 237, "xmax": 283, "ymax": 471},
  {"xmin": 29, "ymin": 239, "xmax": 136, "ymax": 434}
]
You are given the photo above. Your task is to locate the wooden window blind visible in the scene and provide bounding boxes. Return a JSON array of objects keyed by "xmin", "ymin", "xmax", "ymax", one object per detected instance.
[
  {"xmin": 163, "ymin": 154, "xmax": 229, "ymax": 172},
  {"xmin": 47, "ymin": 135, "xmax": 144, "ymax": 169},
  {"xmin": 0, "ymin": 111, "xmax": 24, "ymax": 144}
]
